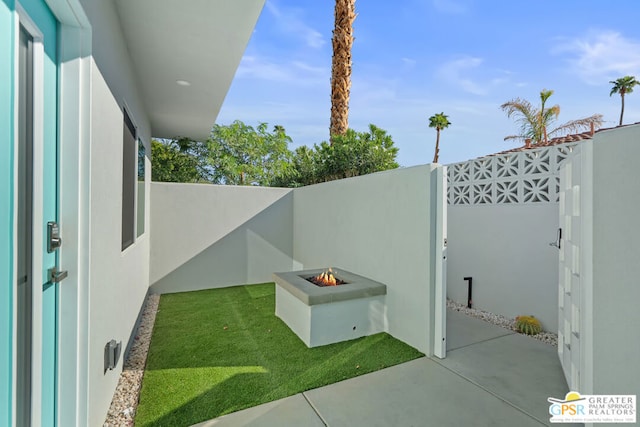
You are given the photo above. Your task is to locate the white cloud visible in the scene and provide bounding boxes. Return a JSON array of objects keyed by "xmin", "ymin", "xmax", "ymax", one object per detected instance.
[
  {"xmin": 237, "ymin": 56, "xmax": 290, "ymax": 81},
  {"xmin": 402, "ymin": 57, "xmax": 417, "ymax": 67},
  {"xmin": 265, "ymin": 1, "xmax": 326, "ymax": 49},
  {"xmin": 352, "ymin": 76, "xmax": 399, "ymax": 103},
  {"xmin": 437, "ymin": 56, "xmax": 488, "ymax": 95},
  {"xmin": 553, "ymin": 30, "xmax": 640, "ymax": 85},
  {"xmin": 291, "ymin": 61, "xmax": 326, "ymax": 75},
  {"xmin": 236, "ymin": 55, "xmax": 328, "ymax": 85},
  {"xmin": 436, "ymin": 56, "xmax": 516, "ymax": 96}
]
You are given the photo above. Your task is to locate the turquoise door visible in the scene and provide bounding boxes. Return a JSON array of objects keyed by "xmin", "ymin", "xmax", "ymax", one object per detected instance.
[{"xmin": 15, "ymin": 1, "xmax": 60, "ymax": 425}]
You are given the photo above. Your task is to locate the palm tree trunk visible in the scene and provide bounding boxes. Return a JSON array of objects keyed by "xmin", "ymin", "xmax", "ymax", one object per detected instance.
[
  {"xmin": 433, "ymin": 129, "xmax": 440, "ymax": 163},
  {"xmin": 330, "ymin": 0, "xmax": 356, "ymax": 143},
  {"xmin": 620, "ymin": 93, "xmax": 625, "ymax": 126}
]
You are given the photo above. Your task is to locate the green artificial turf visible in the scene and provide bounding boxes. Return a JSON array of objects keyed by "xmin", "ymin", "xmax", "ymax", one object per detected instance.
[{"xmin": 135, "ymin": 283, "xmax": 424, "ymax": 427}]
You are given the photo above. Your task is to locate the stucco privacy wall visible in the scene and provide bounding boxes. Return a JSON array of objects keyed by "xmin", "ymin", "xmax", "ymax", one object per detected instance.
[
  {"xmin": 590, "ymin": 126, "xmax": 640, "ymax": 396},
  {"xmin": 150, "ymin": 183, "xmax": 293, "ymax": 294},
  {"xmin": 292, "ymin": 165, "xmax": 439, "ymax": 355},
  {"xmin": 446, "ymin": 144, "xmax": 579, "ymax": 331},
  {"xmin": 447, "ymin": 205, "xmax": 559, "ymax": 330},
  {"xmin": 559, "ymin": 126, "xmax": 640, "ymax": 398},
  {"xmin": 80, "ymin": 0, "xmax": 152, "ymax": 423}
]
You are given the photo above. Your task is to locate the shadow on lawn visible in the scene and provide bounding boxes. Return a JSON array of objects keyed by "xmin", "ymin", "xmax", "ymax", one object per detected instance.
[
  {"xmin": 135, "ymin": 284, "xmax": 424, "ymax": 426},
  {"xmin": 138, "ymin": 370, "xmax": 269, "ymax": 427},
  {"xmin": 137, "ymin": 336, "xmax": 386, "ymax": 427}
]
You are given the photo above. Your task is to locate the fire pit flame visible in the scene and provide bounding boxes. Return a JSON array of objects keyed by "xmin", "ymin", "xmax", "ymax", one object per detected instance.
[
  {"xmin": 307, "ymin": 268, "xmax": 346, "ymax": 287},
  {"xmin": 320, "ymin": 271, "xmax": 336, "ymax": 286}
]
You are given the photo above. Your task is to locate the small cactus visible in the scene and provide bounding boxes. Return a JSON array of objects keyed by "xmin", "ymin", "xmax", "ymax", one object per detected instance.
[{"xmin": 515, "ymin": 315, "xmax": 542, "ymax": 335}]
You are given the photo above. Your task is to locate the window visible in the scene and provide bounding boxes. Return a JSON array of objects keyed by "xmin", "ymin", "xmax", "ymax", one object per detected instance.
[
  {"xmin": 136, "ymin": 138, "xmax": 146, "ymax": 237},
  {"xmin": 122, "ymin": 109, "xmax": 136, "ymax": 250}
]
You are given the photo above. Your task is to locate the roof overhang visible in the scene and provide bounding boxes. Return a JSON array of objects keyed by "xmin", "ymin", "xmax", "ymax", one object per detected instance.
[{"xmin": 114, "ymin": 0, "xmax": 265, "ymax": 141}]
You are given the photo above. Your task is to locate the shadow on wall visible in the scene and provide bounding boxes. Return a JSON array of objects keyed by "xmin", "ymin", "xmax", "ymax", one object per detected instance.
[
  {"xmin": 149, "ymin": 165, "xmax": 443, "ymax": 355},
  {"xmin": 150, "ymin": 190, "xmax": 294, "ymax": 294}
]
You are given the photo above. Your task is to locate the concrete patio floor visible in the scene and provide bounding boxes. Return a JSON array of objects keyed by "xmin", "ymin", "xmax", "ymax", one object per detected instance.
[{"xmin": 193, "ymin": 309, "xmax": 578, "ymax": 427}]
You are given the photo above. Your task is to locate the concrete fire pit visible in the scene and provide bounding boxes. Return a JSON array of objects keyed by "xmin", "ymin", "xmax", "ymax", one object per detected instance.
[{"xmin": 273, "ymin": 268, "xmax": 387, "ymax": 347}]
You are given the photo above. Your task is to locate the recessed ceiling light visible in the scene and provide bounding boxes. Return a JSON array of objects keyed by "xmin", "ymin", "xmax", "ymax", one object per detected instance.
[{"xmin": 176, "ymin": 80, "xmax": 191, "ymax": 87}]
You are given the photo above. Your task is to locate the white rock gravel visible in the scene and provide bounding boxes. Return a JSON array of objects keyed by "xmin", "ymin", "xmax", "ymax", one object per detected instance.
[
  {"xmin": 103, "ymin": 293, "xmax": 160, "ymax": 427},
  {"xmin": 446, "ymin": 299, "xmax": 558, "ymax": 347}
]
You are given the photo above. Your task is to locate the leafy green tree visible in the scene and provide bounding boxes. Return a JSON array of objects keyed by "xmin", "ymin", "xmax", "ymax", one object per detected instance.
[
  {"xmin": 279, "ymin": 145, "xmax": 319, "ymax": 187},
  {"xmin": 610, "ymin": 76, "xmax": 639, "ymax": 126},
  {"xmin": 428, "ymin": 113, "xmax": 451, "ymax": 163},
  {"xmin": 501, "ymin": 89, "xmax": 603, "ymax": 145},
  {"xmin": 151, "ymin": 139, "xmax": 208, "ymax": 183},
  {"xmin": 206, "ymin": 121, "xmax": 294, "ymax": 186},
  {"xmin": 321, "ymin": 124, "xmax": 399, "ymax": 180},
  {"xmin": 276, "ymin": 124, "xmax": 399, "ymax": 187}
]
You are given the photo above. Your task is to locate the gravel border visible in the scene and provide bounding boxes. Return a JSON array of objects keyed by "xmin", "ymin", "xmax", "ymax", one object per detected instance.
[
  {"xmin": 103, "ymin": 293, "xmax": 160, "ymax": 427},
  {"xmin": 446, "ymin": 299, "xmax": 558, "ymax": 347}
]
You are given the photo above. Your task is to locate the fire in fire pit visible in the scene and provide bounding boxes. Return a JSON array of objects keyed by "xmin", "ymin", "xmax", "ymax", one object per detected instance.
[{"xmin": 307, "ymin": 269, "xmax": 347, "ymax": 287}]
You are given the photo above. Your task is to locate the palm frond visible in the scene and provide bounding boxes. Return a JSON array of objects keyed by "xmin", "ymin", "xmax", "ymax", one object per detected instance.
[
  {"xmin": 428, "ymin": 112, "xmax": 451, "ymax": 130},
  {"xmin": 503, "ymin": 89, "xmax": 604, "ymax": 145},
  {"xmin": 503, "ymin": 134, "xmax": 524, "ymax": 141},
  {"xmin": 500, "ymin": 98, "xmax": 534, "ymax": 119},
  {"xmin": 539, "ymin": 89, "xmax": 554, "ymax": 105},
  {"xmin": 541, "ymin": 105, "xmax": 560, "ymax": 123},
  {"xmin": 549, "ymin": 114, "xmax": 604, "ymax": 137},
  {"xmin": 610, "ymin": 76, "xmax": 639, "ymax": 96},
  {"xmin": 500, "ymin": 99, "xmax": 541, "ymax": 141}
]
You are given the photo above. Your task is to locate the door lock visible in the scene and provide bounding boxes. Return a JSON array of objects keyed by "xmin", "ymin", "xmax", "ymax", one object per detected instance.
[{"xmin": 47, "ymin": 221, "xmax": 62, "ymax": 253}]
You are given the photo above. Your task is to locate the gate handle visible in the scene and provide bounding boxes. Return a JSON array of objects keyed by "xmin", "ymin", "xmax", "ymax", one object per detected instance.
[{"xmin": 549, "ymin": 228, "xmax": 562, "ymax": 249}]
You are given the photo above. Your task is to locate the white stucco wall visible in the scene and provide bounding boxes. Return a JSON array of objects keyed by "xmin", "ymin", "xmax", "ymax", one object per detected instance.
[
  {"xmin": 591, "ymin": 126, "xmax": 640, "ymax": 396},
  {"xmin": 447, "ymin": 204, "xmax": 559, "ymax": 331},
  {"xmin": 80, "ymin": 0, "xmax": 152, "ymax": 423},
  {"xmin": 292, "ymin": 165, "xmax": 439, "ymax": 355},
  {"xmin": 558, "ymin": 125, "xmax": 640, "ymax": 402},
  {"xmin": 149, "ymin": 183, "xmax": 293, "ymax": 294},
  {"xmin": 87, "ymin": 61, "xmax": 151, "ymax": 425},
  {"xmin": 149, "ymin": 166, "xmax": 442, "ymax": 355},
  {"xmin": 444, "ymin": 144, "xmax": 580, "ymax": 333}
]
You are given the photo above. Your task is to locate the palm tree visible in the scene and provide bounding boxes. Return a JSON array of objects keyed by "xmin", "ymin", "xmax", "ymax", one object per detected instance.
[
  {"xmin": 329, "ymin": 0, "xmax": 356, "ymax": 143},
  {"xmin": 429, "ymin": 112, "xmax": 451, "ymax": 163},
  {"xmin": 501, "ymin": 89, "xmax": 603, "ymax": 145},
  {"xmin": 610, "ymin": 76, "xmax": 639, "ymax": 126}
]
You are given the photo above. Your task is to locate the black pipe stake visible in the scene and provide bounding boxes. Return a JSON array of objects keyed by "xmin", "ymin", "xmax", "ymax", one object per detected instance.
[{"xmin": 464, "ymin": 277, "xmax": 473, "ymax": 308}]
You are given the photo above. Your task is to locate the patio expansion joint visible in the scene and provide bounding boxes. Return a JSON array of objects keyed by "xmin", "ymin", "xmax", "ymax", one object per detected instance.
[
  {"xmin": 430, "ymin": 356, "xmax": 548, "ymax": 426},
  {"xmin": 302, "ymin": 391, "xmax": 328, "ymax": 426},
  {"xmin": 446, "ymin": 330, "xmax": 516, "ymax": 352}
]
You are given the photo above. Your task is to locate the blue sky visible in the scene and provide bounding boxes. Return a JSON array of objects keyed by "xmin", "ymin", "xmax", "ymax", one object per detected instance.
[{"xmin": 217, "ymin": 0, "xmax": 640, "ymax": 166}]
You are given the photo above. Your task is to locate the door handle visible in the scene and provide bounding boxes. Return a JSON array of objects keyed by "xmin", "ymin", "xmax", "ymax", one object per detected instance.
[
  {"xmin": 48, "ymin": 267, "xmax": 68, "ymax": 283},
  {"xmin": 549, "ymin": 228, "xmax": 562, "ymax": 249}
]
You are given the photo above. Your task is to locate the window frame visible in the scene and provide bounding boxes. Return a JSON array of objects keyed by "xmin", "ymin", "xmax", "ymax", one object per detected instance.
[
  {"xmin": 136, "ymin": 136, "xmax": 146, "ymax": 238},
  {"xmin": 121, "ymin": 107, "xmax": 137, "ymax": 251}
]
